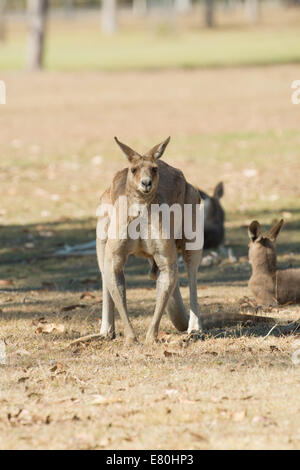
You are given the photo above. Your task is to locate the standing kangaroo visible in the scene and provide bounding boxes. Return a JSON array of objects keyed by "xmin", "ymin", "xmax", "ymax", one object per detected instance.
[
  {"xmin": 96, "ymin": 137, "xmax": 204, "ymax": 343},
  {"xmin": 248, "ymin": 219, "xmax": 300, "ymax": 306}
]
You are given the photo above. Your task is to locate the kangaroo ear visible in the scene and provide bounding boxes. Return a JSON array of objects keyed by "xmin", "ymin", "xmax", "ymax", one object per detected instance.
[
  {"xmin": 266, "ymin": 219, "xmax": 284, "ymax": 242},
  {"xmin": 213, "ymin": 182, "xmax": 224, "ymax": 199},
  {"xmin": 248, "ymin": 220, "xmax": 263, "ymax": 242},
  {"xmin": 114, "ymin": 137, "xmax": 141, "ymax": 162},
  {"xmin": 199, "ymin": 190, "xmax": 208, "ymax": 200},
  {"xmin": 145, "ymin": 136, "xmax": 170, "ymax": 160}
]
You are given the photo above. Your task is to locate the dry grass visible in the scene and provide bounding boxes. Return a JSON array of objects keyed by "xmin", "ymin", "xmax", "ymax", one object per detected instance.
[{"xmin": 0, "ymin": 66, "xmax": 300, "ymax": 450}]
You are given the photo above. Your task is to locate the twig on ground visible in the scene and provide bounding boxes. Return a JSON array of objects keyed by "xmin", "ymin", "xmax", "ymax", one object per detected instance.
[
  {"xmin": 68, "ymin": 334, "xmax": 103, "ymax": 347},
  {"xmin": 263, "ymin": 323, "xmax": 279, "ymax": 340},
  {"xmin": 263, "ymin": 319, "xmax": 300, "ymax": 340}
]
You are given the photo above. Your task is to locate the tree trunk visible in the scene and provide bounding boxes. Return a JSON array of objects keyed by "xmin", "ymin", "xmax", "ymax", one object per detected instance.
[
  {"xmin": 174, "ymin": 0, "xmax": 191, "ymax": 13},
  {"xmin": 63, "ymin": 0, "xmax": 74, "ymax": 16},
  {"xmin": 101, "ymin": 0, "xmax": 117, "ymax": 35},
  {"xmin": 132, "ymin": 0, "xmax": 147, "ymax": 16},
  {"xmin": 27, "ymin": 0, "xmax": 48, "ymax": 70},
  {"xmin": 0, "ymin": 0, "xmax": 6, "ymax": 42},
  {"xmin": 244, "ymin": 0, "xmax": 260, "ymax": 24},
  {"xmin": 204, "ymin": 0, "xmax": 215, "ymax": 28}
]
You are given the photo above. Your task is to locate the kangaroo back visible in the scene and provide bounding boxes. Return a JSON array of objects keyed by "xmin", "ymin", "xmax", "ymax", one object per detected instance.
[
  {"xmin": 199, "ymin": 182, "xmax": 225, "ymax": 250},
  {"xmin": 276, "ymin": 269, "xmax": 300, "ymax": 304}
]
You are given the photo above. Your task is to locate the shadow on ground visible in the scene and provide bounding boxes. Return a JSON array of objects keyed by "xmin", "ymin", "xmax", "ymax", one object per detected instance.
[{"xmin": 0, "ymin": 212, "xmax": 299, "ymax": 294}]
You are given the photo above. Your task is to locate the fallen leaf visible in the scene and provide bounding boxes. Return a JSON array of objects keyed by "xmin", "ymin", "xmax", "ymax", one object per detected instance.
[
  {"xmin": 241, "ymin": 395, "xmax": 253, "ymax": 401},
  {"xmin": 270, "ymin": 345, "xmax": 280, "ymax": 352},
  {"xmin": 0, "ymin": 280, "xmax": 14, "ymax": 287},
  {"xmin": 80, "ymin": 292, "xmax": 96, "ymax": 300},
  {"xmin": 60, "ymin": 304, "xmax": 86, "ymax": 313},
  {"xmin": 89, "ymin": 394, "xmax": 123, "ymax": 406},
  {"xmin": 56, "ymin": 397, "xmax": 80, "ymax": 406},
  {"xmin": 190, "ymin": 431, "xmax": 208, "ymax": 442},
  {"xmin": 50, "ymin": 362, "xmax": 67, "ymax": 373},
  {"xmin": 18, "ymin": 376, "xmax": 30, "ymax": 384},
  {"xmin": 41, "ymin": 282, "xmax": 55, "ymax": 290},
  {"xmin": 201, "ymin": 255, "xmax": 214, "ymax": 267},
  {"xmin": 0, "ymin": 297, "xmax": 12, "ymax": 303},
  {"xmin": 231, "ymin": 410, "xmax": 246, "ymax": 422},
  {"xmin": 243, "ymin": 168, "xmax": 257, "ymax": 178},
  {"xmin": 98, "ymin": 437, "xmax": 110, "ymax": 448},
  {"xmin": 45, "ymin": 415, "xmax": 51, "ymax": 424},
  {"xmin": 25, "ymin": 242, "xmax": 35, "ymax": 249},
  {"xmin": 252, "ymin": 415, "xmax": 277, "ymax": 426},
  {"xmin": 165, "ymin": 389, "xmax": 179, "ymax": 397},
  {"xmin": 35, "ymin": 323, "xmax": 65, "ymax": 334},
  {"xmin": 80, "ymin": 278, "xmax": 98, "ymax": 284},
  {"xmin": 279, "ymin": 301, "xmax": 293, "ymax": 307},
  {"xmin": 27, "ymin": 392, "xmax": 42, "ymax": 400},
  {"xmin": 18, "ymin": 409, "xmax": 33, "ymax": 425},
  {"xmin": 164, "ymin": 350, "xmax": 180, "ymax": 357},
  {"xmin": 8, "ymin": 409, "xmax": 33, "ymax": 425}
]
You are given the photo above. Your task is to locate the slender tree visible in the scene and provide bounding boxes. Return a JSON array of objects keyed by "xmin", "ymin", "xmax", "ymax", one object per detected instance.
[
  {"xmin": 204, "ymin": 0, "xmax": 215, "ymax": 28},
  {"xmin": 132, "ymin": 0, "xmax": 147, "ymax": 16},
  {"xmin": 63, "ymin": 0, "xmax": 74, "ymax": 16},
  {"xmin": 0, "ymin": 0, "xmax": 6, "ymax": 42},
  {"xmin": 101, "ymin": 0, "xmax": 117, "ymax": 34},
  {"xmin": 174, "ymin": 0, "xmax": 191, "ymax": 13},
  {"xmin": 27, "ymin": 0, "xmax": 48, "ymax": 70},
  {"xmin": 244, "ymin": 0, "xmax": 260, "ymax": 24}
]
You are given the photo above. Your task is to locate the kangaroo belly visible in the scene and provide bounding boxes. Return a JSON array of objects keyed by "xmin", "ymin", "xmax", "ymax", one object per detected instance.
[{"xmin": 249, "ymin": 274, "xmax": 276, "ymax": 305}]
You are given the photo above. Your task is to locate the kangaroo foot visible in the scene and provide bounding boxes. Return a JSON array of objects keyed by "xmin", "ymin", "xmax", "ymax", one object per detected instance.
[
  {"xmin": 124, "ymin": 333, "xmax": 138, "ymax": 345},
  {"xmin": 145, "ymin": 327, "xmax": 159, "ymax": 344},
  {"xmin": 99, "ymin": 329, "xmax": 116, "ymax": 340}
]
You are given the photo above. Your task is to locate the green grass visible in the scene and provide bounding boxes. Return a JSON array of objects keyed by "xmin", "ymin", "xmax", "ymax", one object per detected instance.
[{"xmin": 2, "ymin": 27, "xmax": 300, "ymax": 71}]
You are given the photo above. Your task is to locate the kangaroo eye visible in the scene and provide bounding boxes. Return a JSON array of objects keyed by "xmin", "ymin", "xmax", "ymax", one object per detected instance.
[
  {"xmin": 131, "ymin": 167, "xmax": 138, "ymax": 175},
  {"xmin": 152, "ymin": 167, "xmax": 158, "ymax": 173}
]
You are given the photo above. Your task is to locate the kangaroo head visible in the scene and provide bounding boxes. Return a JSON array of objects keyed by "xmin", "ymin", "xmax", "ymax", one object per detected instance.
[
  {"xmin": 248, "ymin": 219, "xmax": 284, "ymax": 272},
  {"xmin": 200, "ymin": 182, "xmax": 224, "ymax": 226},
  {"xmin": 114, "ymin": 136, "xmax": 170, "ymax": 198}
]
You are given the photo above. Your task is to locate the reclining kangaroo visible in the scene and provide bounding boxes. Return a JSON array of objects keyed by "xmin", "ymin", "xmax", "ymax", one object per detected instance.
[
  {"xmin": 248, "ymin": 219, "xmax": 300, "ymax": 306},
  {"xmin": 199, "ymin": 182, "xmax": 225, "ymax": 250},
  {"xmin": 96, "ymin": 137, "xmax": 204, "ymax": 343}
]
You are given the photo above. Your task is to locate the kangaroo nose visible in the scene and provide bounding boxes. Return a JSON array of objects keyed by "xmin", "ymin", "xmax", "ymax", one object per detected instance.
[{"xmin": 141, "ymin": 178, "xmax": 152, "ymax": 189}]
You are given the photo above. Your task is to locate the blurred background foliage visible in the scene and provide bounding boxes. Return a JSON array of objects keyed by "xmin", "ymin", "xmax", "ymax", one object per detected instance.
[{"xmin": 0, "ymin": 0, "xmax": 300, "ymax": 70}]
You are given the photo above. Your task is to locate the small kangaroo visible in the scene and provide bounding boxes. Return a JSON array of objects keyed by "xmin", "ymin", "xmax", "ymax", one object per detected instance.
[
  {"xmin": 199, "ymin": 182, "xmax": 225, "ymax": 250},
  {"xmin": 248, "ymin": 219, "xmax": 300, "ymax": 306}
]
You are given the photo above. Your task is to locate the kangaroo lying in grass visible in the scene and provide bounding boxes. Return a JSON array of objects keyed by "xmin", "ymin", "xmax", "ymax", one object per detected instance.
[
  {"xmin": 248, "ymin": 219, "xmax": 300, "ymax": 306},
  {"xmin": 199, "ymin": 182, "xmax": 225, "ymax": 250}
]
